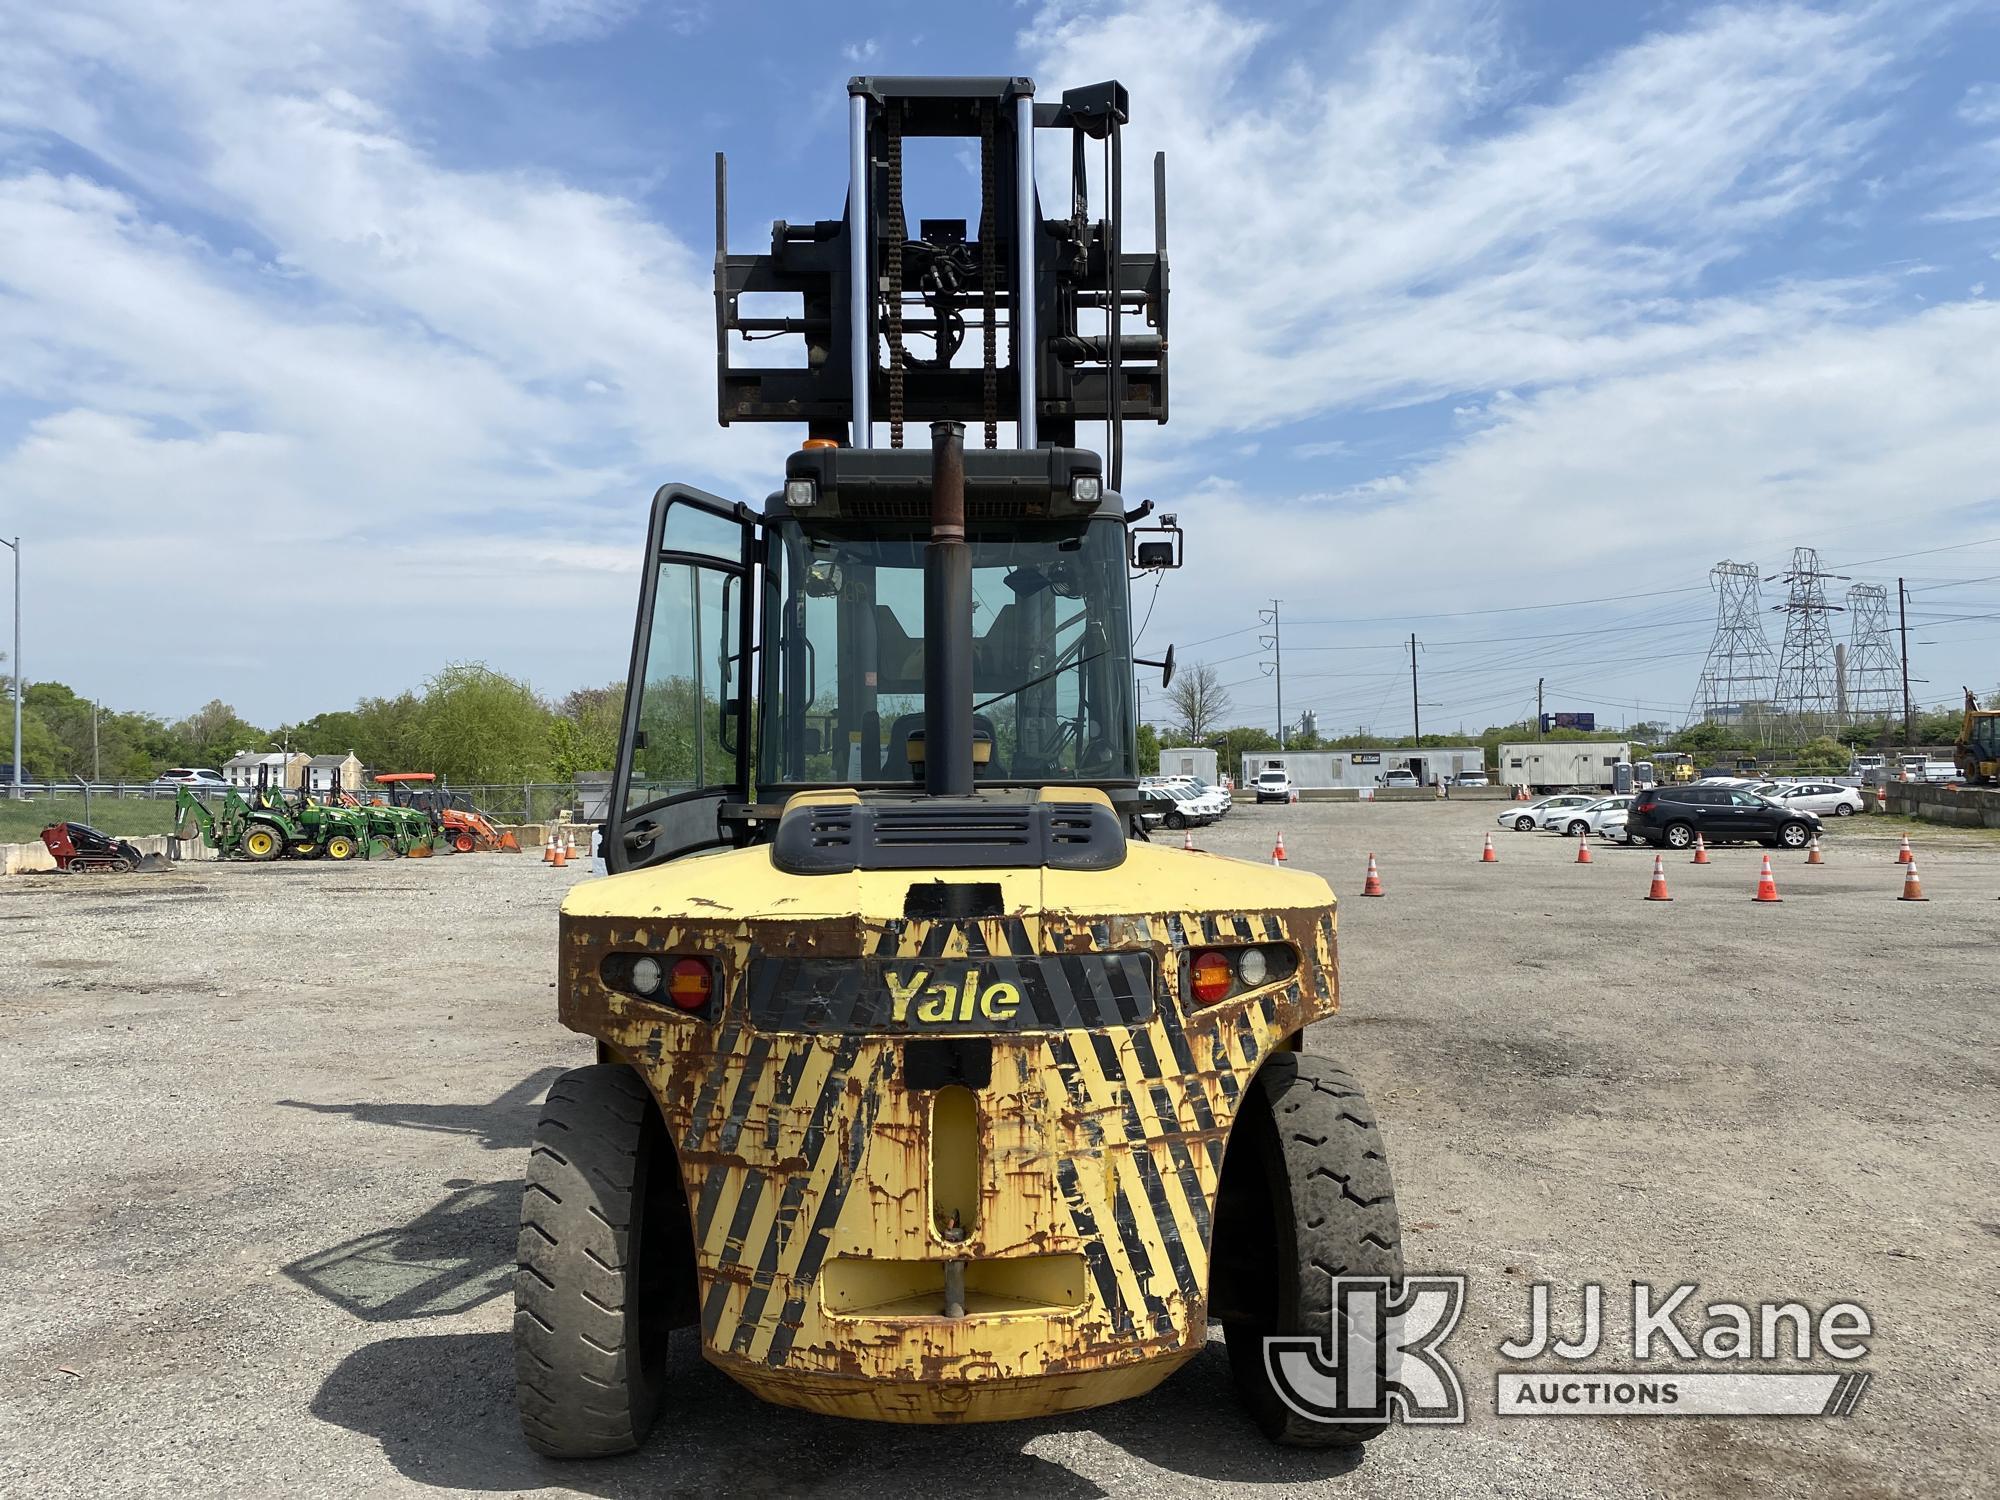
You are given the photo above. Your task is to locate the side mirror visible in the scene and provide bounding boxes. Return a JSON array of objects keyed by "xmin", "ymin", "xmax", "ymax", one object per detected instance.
[
  {"xmin": 1135, "ymin": 645, "xmax": 1175, "ymax": 688},
  {"xmin": 1129, "ymin": 513, "xmax": 1184, "ymax": 570}
]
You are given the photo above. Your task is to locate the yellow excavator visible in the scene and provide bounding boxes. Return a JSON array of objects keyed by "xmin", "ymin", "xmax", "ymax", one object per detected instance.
[{"xmin": 1956, "ymin": 688, "xmax": 2000, "ymax": 785}]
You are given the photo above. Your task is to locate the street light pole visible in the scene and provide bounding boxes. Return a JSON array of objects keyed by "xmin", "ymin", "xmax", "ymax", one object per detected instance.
[{"xmin": 2, "ymin": 536, "xmax": 18, "ymax": 798}]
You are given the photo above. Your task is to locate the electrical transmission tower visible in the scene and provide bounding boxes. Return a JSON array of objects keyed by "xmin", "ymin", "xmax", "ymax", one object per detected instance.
[
  {"xmin": 1769, "ymin": 547, "xmax": 1846, "ymax": 739},
  {"xmin": 1688, "ymin": 561, "xmax": 1778, "ymax": 733},
  {"xmin": 1844, "ymin": 584, "xmax": 1901, "ymax": 727}
]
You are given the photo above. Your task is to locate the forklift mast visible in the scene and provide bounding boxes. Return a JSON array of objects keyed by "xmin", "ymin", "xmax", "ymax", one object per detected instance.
[{"xmin": 715, "ymin": 76, "xmax": 1167, "ymax": 481}]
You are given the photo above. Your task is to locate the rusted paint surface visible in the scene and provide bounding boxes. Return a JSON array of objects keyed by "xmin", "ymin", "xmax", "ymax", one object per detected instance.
[{"xmin": 558, "ymin": 870, "xmax": 1339, "ymax": 1420}]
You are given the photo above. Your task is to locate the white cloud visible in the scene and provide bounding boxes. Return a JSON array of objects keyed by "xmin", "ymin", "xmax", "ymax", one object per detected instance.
[
  {"xmin": 1959, "ymin": 82, "xmax": 2000, "ymax": 127},
  {"xmin": 1140, "ymin": 301, "xmax": 2000, "ymax": 727},
  {"xmin": 0, "ymin": 1, "xmax": 775, "ymax": 715},
  {"xmin": 1022, "ymin": 0, "xmax": 1915, "ymax": 441}
]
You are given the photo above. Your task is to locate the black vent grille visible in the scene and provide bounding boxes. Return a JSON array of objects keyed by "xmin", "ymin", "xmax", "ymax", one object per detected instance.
[
  {"xmin": 773, "ymin": 797, "xmax": 1125, "ymax": 874},
  {"xmin": 835, "ymin": 496, "xmax": 1046, "ymax": 523}
]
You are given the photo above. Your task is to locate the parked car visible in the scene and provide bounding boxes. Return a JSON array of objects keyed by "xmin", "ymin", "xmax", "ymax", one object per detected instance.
[
  {"xmin": 1160, "ymin": 775, "xmax": 1231, "ymax": 817},
  {"xmin": 1253, "ymin": 769, "xmax": 1294, "ymax": 804},
  {"xmin": 151, "ymin": 768, "xmax": 229, "ymax": 795},
  {"xmin": 1626, "ymin": 785, "xmax": 1822, "ymax": 850},
  {"xmin": 1381, "ymin": 768, "xmax": 1419, "ymax": 789},
  {"xmin": 1539, "ymin": 795, "xmax": 1633, "ymax": 836},
  {"xmin": 1139, "ymin": 785, "xmax": 1212, "ymax": 830},
  {"xmin": 1454, "ymin": 769, "xmax": 1490, "ymax": 787},
  {"xmin": 1774, "ymin": 782, "xmax": 1866, "ymax": 817},
  {"xmin": 1498, "ymin": 794, "xmax": 1594, "ymax": 833},
  {"xmin": 1598, "ymin": 808, "xmax": 1635, "ymax": 844}
]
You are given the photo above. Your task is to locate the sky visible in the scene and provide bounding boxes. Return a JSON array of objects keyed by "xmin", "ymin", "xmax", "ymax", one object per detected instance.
[{"xmin": 2, "ymin": 0, "xmax": 1998, "ymax": 737}]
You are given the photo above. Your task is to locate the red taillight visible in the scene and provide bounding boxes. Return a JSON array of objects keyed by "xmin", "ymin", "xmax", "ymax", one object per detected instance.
[
  {"xmin": 668, "ymin": 958, "xmax": 712, "ymax": 1012},
  {"xmin": 1635, "ymin": 797, "xmax": 1657, "ymax": 813},
  {"xmin": 1191, "ymin": 949, "xmax": 1233, "ymax": 1005}
]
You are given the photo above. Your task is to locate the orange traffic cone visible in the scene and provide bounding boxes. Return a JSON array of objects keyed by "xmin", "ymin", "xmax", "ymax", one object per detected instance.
[
  {"xmin": 1805, "ymin": 835, "xmax": 1824, "ymax": 866},
  {"xmin": 1182, "ymin": 826, "xmax": 1195, "ymax": 851},
  {"xmin": 1644, "ymin": 853, "xmax": 1672, "ymax": 901},
  {"xmin": 1361, "ymin": 853, "xmax": 1384, "ymax": 897},
  {"xmin": 1271, "ymin": 831, "xmax": 1287, "ymax": 866},
  {"xmin": 1575, "ymin": 833, "xmax": 1593, "ymax": 864},
  {"xmin": 1481, "ymin": 833, "xmax": 1498, "ymax": 863},
  {"xmin": 1752, "ymin": 853, "xmax": 1782, "ymax": 903},
  {"xmin": 1691, "ymin": 833, "xmax": 1710, "ymax": 865},
  {"xmin": 1898, "ymin": 855, "xmax": 1927, "ymax": 901},
  {"xmin": 1895, "ymin": 835, "xmax": 1912, "ymax": 865},
  {"xmin": 542, "ymin": 832, "xmax": 556, "ymax": 864}
]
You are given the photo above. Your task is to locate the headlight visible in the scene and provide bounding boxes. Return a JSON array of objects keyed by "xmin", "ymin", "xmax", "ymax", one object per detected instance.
[
  {"xmin": 631, "ymin": 956, "xmax": 663, "ymax": 995},
  {"xmin": 784, "ymin": 477, "xmax": 817, "ymax": 509},
  {"xmin": 1236, "ymin": 948, "xmax": 1268, "ymax": 987},
  {"xmin": 1070, "ymin": 474, "xmax": 1102, "ymax": 505}
]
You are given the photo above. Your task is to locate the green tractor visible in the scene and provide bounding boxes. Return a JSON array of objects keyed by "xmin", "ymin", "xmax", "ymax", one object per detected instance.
[
  {"xmin": 172, "ymin": 783, "xmax": 298, "ymax": 861},
  {"xmin": 172, "ymin": 773, "xmax": 385, "ymax": 862},
  {"xmin": 329, "ymin": 773, "xmax": 439, "ymax": 857},
  {"xmin": 281, "ymin": 784, "xmax": 386, "ymax": 861}
]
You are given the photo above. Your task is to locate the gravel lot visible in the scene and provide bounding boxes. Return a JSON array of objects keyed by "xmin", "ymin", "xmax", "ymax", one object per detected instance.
[{"xmin": 2, "ymin": 803, "xmax": 1994, "ymax": 1499}]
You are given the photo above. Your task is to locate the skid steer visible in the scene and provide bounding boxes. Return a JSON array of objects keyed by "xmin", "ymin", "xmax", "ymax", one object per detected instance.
[{"xmin": 518, "ymin": 75, "xmax": 1402, "ymax": 1453}]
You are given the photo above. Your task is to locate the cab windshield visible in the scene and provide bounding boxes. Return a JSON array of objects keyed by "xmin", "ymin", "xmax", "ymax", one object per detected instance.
[{"xmin": 758, "ymin": 515, "xmax": 1137, "ymax": 788}]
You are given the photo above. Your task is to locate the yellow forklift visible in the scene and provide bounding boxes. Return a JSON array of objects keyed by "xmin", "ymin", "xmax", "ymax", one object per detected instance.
[{"xmin": 517, "ymin": 75, "xmax": 1401, "ymax": 1453}]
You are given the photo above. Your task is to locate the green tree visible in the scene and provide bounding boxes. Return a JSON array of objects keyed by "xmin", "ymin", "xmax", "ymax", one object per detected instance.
[
  {"xmin": 412, "ymin": 663, "xmax": 552, "ymax": 784},
  {"xmin": 1135, "ymin": 722, "xmax": 1159, "ymax": 776},
  {"xmin": 170, "ymin": 698, "xmax": 267, "ymax": 767},
  {"xmin": 1792, "ymin": 736, "xmax": 1849, "ymax": 774},
  {"xmin": 549, "ymin": 683, "xmax": 624, "ymax": 781}
]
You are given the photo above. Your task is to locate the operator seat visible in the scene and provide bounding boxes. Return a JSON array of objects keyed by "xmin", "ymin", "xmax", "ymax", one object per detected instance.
[{"xmin": 887, "ymin": 713, "xmax": 1003, "ymax": 781}]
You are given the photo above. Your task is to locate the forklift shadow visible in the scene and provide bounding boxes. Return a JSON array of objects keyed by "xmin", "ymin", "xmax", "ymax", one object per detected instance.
[
  {"xmin": 284, "ymin": 1179, "xmax": 520, "ymax": 1323},
  {"xmin": 275, "ymin": 1067, "xmax": 567, "ymax": 1153},
  {"xmin": 311, "ymin": 1327, "xmax": 1368, "ymax": 1495}
]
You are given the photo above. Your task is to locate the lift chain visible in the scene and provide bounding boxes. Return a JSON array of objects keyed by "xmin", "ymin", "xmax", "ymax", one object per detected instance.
[
  {"xmin": 885, "ymin": 103, "xmax": 906, "ymax": 449},
  {"xmin": 980, "ymin": 100, "xmax": 998, "ymax": 448}
]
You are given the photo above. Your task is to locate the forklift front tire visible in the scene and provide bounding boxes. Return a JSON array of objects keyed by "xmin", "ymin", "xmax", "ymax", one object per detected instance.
[
  {"xmin": 515, "ymin": 1065, "xmax": 681, "ymax": 1458},
  {"xmin": 1217, "ymin": 1053, "xmax": 1403, "ymax": 1448},
  {"xmin": 242, "ymin": 825, "xmax": 283, "ymax": 861}
]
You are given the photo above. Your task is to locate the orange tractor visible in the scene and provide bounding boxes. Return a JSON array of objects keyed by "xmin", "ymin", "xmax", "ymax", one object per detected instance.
[{"xmin": 372, "ymin": 772, "xmax": 523, "ymax": 853}]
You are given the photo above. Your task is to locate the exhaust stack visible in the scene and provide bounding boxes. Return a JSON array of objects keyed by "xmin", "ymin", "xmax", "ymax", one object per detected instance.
[{"xmin": 924, "ymin": 420, "xmax": 974, "ymax": 796}]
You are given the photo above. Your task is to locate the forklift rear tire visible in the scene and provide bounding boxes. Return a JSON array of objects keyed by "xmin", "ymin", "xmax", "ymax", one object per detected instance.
[
  {"xmin": 324, "ymin": 835, "xmax": 357, "ymax": 861},
  {"xmin": 515, "ymin": 1065, "xmax": 685, "ymax": 1459},
  {"xmin": 1217, "ymin": 1053, "xmax": 1402, "ymax": 1448},
  {"xmin": 242, "ymin": 825, "xmax": 283, "ymax": 861}
]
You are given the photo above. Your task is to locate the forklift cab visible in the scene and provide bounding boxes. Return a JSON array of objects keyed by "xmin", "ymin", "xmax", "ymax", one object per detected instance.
[{"xmin": 611, "ymin": 448, "xmax": 1143, "ymax": 873}]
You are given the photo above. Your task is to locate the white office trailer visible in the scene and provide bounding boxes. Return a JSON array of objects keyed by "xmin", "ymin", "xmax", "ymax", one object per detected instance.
[
  {"xmin": 1156, "ymin": 746, "xmax": 1219, "ymax": 784},
  {"xmin": 1497, "ymin": 741, "xmax": 1635, "ymax": 791},
  {"xmin": 1239, "ymin": 746, "xmax": 1486, "ymax": 790}
]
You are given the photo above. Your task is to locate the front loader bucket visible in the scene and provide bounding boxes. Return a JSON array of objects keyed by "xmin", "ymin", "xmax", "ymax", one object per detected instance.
[
  {"xmin": 136, "ymin": 853, "xmax": 174, "ymax": 873},
  {"xmin": 494, "ymin": 830, "xmax": 522, "ymax": 853},
  {"xmin": 365, "ymin": 835, "xmax": 397, "ymax": 861},
  {"xmin": 405, "ymin": 839, "xmax": 434, "ymax": 859}
]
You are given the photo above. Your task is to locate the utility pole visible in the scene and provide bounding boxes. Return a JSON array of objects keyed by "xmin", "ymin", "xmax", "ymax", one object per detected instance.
[
  {"xmin": 2, "ymin": 535, "xmax": 18, "ymax": 798},
  {"xmin": 1259, "ymin": 601, "xmax": 1285, "ymax": 749},
  {"xmin": 1897, "ymin": 576, "xmax": 1912, "ymax": 747},
  {"xmin": 1537, "ymin": 677, "xmax": 1544, "ymax": 738},
  {"xmin": 92, "ymin": 700, "xmax": 100, "ymax": 784},
  {"xmin": 1409, "ymin": 633, "xmax": 1421, "ymax": 743}
]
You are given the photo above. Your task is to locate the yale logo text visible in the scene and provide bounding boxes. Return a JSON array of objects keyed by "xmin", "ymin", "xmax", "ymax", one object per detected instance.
[{"xmin": 885, "ymin": 968, "xmax": 1021, "ymax": 1024}]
